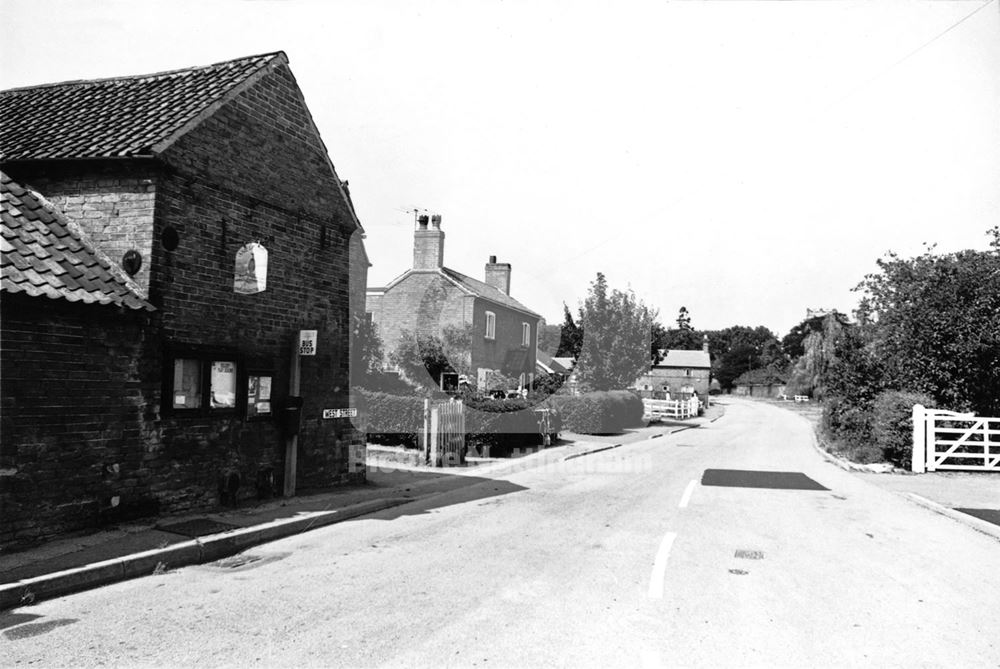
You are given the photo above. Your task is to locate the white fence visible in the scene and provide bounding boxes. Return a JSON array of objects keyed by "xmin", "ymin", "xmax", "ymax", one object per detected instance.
[
  {"xmin": 911, "ymin": 404, "xmax": 1000, "ymax": 473},
  {"xmin": 643, "ymin": 397, "xmax": 699, "ymax": 421},
  {"xmin": 424, "ymin": 399, "xmax": 466, "ymax": 467}
]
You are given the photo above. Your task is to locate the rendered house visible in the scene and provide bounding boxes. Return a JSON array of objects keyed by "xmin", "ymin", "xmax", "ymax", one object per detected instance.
[
  {"xmin": 0, "ymin": 52, "xmax": 369, "ymax": 547},
  {"xmin": 366, "ymin": 214, "xmax": 541, "ymax": 390},
  {"xmin": 634, "ymin": 339, "xmax": 712, "ymax": 399}
]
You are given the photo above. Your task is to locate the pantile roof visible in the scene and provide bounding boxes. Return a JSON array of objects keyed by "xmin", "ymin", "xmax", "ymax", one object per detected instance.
[
  {"xmin": 0, "ymin": 52, "xmax": 284, "ymax": 161},
  {"xmin": 1, "ymin": 172, "xmax": 154, "ymax": 310}
]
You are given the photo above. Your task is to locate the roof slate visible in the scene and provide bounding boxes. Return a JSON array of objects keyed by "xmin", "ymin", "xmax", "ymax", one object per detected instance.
[
  {"xmin": 0, "ymin": 52, "xmax": 283, "ymax": 161},
  {"xmin": 659, "ymin": 350, "xmax": 711, "ymax": 369},
  {"xmin": 1, "ymin": 172, "xmax": 154, "ymax": 310},
  {"xmin": 441, "ymin": 267, "xmax": 541, "ymax": 318}
]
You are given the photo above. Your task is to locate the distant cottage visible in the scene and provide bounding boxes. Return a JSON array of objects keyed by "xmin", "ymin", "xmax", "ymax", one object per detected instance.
[
  {"xmin": 366, "ymin": 214, "xmax": 541, "ymax": 390},
  {"xmin": 0, "ymin": 52, "xmax": 369, "ymax": 548},
  {"xmin": 634, "ymin": 337, "xmax": 712, "ymax": 399}
]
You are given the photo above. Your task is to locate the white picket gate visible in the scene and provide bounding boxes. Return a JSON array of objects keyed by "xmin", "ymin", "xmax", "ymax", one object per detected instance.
[
  {"xmin": 643, "ymin": 397, "xmax": 699, "ymax": 421},
  {"xmin": 424, "ymin": 399, "xmax": 466, "ymax": 467},
  {"xmin": 911, "ymin": 404, "xmax": 1000, "ymax": 473}
]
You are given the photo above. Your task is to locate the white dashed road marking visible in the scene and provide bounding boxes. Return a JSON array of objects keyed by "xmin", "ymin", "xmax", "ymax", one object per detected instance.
[
  {"xmin": 647, "ymin": 531, "xmax": 677, "ymax": 599},
  {"xmin": 678, "ymin": 480, "xmax": 696, "ymax": 508}
]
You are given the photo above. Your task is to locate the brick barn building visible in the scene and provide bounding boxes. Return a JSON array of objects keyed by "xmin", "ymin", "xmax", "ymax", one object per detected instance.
[
  {"xmin": 0, "ymin": 52, "xmax": 369, "ymax": 548},
  {"xmin": 366, "ymin": 214, "xmax": 541, "ymax": 391}
]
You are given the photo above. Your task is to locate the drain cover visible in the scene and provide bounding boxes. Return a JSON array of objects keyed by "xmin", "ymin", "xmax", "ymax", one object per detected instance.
[
  {"xmin": 734, "ymin": 549, "xmax": 765, "ymax": 560},
  {"xmin": 954, "ymin": 508, "xmax": 1000, "ymax": 527},
  {"xmin": 157, "ymin": 518, "xmax": 239, "ymax": 537},
  {"xmin": 701, "ymin": 469, "xmax": 828, "ymax": 491}
]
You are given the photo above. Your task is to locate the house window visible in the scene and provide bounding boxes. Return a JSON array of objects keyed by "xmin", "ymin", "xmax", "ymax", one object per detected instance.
[
  {"xmin": 521, "ymin": 322, "xmax": 530, "ymax": 346},
  {"xmin": 485, "ymin": 311, "xmax": 496, "ymax": 340},
  {"xmin": 166, "ymin": 347, "xmax": 240, "ymax": 415},
  {"xmin": 685, "ymin": 369, "xmax": 692, "ymax": 377}
]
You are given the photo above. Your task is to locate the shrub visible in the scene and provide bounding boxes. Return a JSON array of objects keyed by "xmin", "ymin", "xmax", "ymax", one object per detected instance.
[
  {"xmin": 821, "ymin": 396, "xmax": 880, "ymax": 463},
  {"xmin": 546, "ymin": 390, "xmax": 644, "ymax": 434},
  {"xmin": 465, "ymin": 396, "xmax": 547, "ymax": 457},
  {"xmin": 872, "ymin": 390, "xmax": 935, "ymax": 469}
]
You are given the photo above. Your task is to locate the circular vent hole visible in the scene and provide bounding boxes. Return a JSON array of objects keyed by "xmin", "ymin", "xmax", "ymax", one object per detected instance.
[
  {"xmin": 122, "ymin": 250, "xmax": 142, "ymax": 276},
  {"xmin": 162, "ymin": 226, "xmax": 180, "ymax": 251}
]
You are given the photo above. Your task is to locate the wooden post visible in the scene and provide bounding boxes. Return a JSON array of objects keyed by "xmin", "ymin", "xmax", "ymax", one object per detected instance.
[
  {"xmin": 912, "ymin": 404, "xmax": 925, "ymax": 473},
  {"xmin": 284, "ymin": 340, "xmax": 301, "ymax": 497},
  {"xmin": 421, "ymin": 398, "xmax": 430, "ymax": 465}
]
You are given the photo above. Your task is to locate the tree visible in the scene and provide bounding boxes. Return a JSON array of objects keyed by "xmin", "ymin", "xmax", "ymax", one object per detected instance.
[
  {"xmin": 350, "ymin": 315, "xmax": 384, "ymax": 385},
  {"xmin": 676, "ymin": 306, "xmax": 692, "ymax": 330},
  {"xmin": 555, "ymin": 303, "xmax": 584, "ymax": 360},
  {"xmin": 574, "ymin": 273, "xmax": 657, "ymax": 391},
  {"xmin": 388, "ymin": 324, "xmax": 474, "ymax": 390},
  {"xmin": 537, "ymin": 322, "xmax": 562, "ymax": 355},
  {"xmin": 847, "ymin": 230, "xmax": 1000, "ymax": 414},
  {"xmin": 708, "ymin": 325, "xmax": 783, "ymax": 390}
]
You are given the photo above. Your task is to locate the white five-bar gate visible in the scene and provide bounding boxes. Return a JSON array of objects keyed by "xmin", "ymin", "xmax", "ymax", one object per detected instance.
[
  {"xmin": 643, "ymin": 397, "xmax": 699, "ymax": 421},
  {"xmin": 911, "ymin": 404, "xmax": 1000, "ymax": 473}
]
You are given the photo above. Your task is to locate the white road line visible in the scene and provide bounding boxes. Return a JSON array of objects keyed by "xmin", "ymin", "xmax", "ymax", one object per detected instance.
[
  {"xmin": 678, "ymin": 479, "xmax": 696, "ymax": 508},
  {"xmin": 647, "ymin": 531, "xmax": 677, "ymax": 599}
]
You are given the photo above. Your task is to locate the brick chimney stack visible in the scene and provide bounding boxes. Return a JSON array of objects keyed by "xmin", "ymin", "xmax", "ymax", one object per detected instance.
[
  {"xmin": 413, "ymin": 213, "xmax": 444, "ymax": 270},
  {"xmin": 703, "ymin": 334, "xmax": 710, "ymax": 354},
  {"xmin": 485, "ymin": 255, "xmax": 511, "ymax": 295}
]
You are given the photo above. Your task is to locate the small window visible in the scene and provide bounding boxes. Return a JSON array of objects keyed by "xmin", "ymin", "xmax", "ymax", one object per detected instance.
[
  {"xmin": 521, "ymin": 322, "xmax": 530, "ymax": 346},
  {"xmin": 173, "ymin": 359, "xmax": 202, "ymax": 409},
  {"xmin": 210, "ymin": 361, "xmax": 238, "ymax": 409},
  {"xmin": 685, "ymin": 369, "xmax": 692, "ymax": 377},
  {"xmin": 247, "ymin": 373, "xmax": 274, "ymax": 419},
  {"xmin": 485, "ymin": 311, "xmax": 496, "ymax": 340}
]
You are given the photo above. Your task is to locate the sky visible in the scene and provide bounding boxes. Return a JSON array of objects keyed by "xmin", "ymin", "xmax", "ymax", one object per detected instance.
[{"xmin": 3, "ymin": 0, "xmax": 998, "ymax": 336}]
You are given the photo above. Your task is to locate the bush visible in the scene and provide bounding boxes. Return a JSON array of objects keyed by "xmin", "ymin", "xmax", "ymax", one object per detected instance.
[
  {"xmin": 872, "ymin": 390, "xmax": 934, "ymax": 469},
  {"xmin": 354, "ymin": 389, "xmax": 427, "ymax": 448},
  {"xmin": 821, "ymin": 396, "xmax": 880, "ymax": 463},
  {"xmin": 546, "ymin": 390, "xmax": 644, "ymax": 434}
]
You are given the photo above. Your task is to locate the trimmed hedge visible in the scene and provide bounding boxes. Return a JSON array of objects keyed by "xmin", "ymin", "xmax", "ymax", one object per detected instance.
[
  {"xmin": 545, "ymin": 390, "xmax": 644, "ymax": 434},
  {"xmin": 872, "ymin": 390, "xmax": 935, "ymax": 469},
  {"xmin": 353, "ymin": 389, "xmax": 427, "ymax": 449},
  {"xmin": 465, "ymin": 396, "xmax": 561, "ymax": 457}
]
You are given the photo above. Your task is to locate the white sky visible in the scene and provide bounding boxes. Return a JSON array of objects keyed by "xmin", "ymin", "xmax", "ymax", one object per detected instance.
[{"xmin": 3, "ymin": 0, "xmax": 998, "ymax": 336}]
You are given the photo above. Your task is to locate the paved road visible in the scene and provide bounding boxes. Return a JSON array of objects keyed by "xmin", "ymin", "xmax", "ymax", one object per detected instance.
[{"xmin": 3, "ymin": 399, "xmax": 998, "ymax": 667}]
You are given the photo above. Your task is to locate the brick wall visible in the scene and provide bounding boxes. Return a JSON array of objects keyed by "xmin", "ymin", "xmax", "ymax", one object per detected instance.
[
  {"xmin": 470, "ymin": 298, "xmax": 537, "ymax": 377},
  {"xmin": 0, "ymin": 296, "xmax": 154, "ymax": 547},
  {"xmin": 0, "ymin": 62, "xmax": 368, "ymax": 546},
  {"xmin": 370, "ymin": 271, "xmax": 472, "ymax": 360},
  {"xmin": 9, "ymin": 161, "xmax": 157, "ymax": 294}
]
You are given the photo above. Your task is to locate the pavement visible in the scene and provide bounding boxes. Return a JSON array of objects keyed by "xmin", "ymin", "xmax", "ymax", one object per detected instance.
[
  {"xmin": 2, "ymin": 398, "xmax": 996, "ymax": 611},
  {"xmin": 0, "ymin": 414, "xmax": 713, "ymax": 611}
]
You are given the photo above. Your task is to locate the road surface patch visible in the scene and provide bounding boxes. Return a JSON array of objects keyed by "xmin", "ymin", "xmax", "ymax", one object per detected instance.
[
  {"xmin": 158, "ymin": 518, "xmax": 241, "ymax": 537},
  {"xmin": 954, "ymin": 508, "xmax": 1000, "ymax": 527},
  {"xmin": 700, "ymin": 469, "xmax": 828, "ymax": 491}
]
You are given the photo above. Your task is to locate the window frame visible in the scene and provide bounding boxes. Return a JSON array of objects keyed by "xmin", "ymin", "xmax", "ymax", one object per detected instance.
[
  {"xmin": 245, "ymin": 368, "xmax": 276, "ymax": 421},
  {"xmin": 162, "ymin": 344, "xmax": 243, "ymax": 418},
  {"xmin": 485, "ymin": 311, "xmax": 496, "ymax": 340},
  {"xmin": 521, "ymin": 322, "xmax": 531, "ymax": 347}
]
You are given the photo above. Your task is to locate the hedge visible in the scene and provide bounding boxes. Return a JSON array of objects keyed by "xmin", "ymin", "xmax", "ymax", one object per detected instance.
[
  {"xmin": 353, "ymin": 389, "xmax": 427, "ymax": 449},
  {"xmin": 545, "ymin": 390, "xmax": 644, "ymax": 434},
  {"xmin": 872, "ymin": 390, "xmax": 935, "ymax": 469},
  {"xmin": 465, "ymin": 396, "xmax": 561, "ymax": 457}
]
